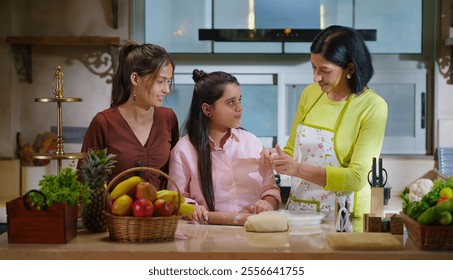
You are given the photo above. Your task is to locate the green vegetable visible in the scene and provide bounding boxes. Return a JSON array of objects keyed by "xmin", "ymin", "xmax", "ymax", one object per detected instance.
[
  {"xmin": 406, "ymin": 201, "xmax": 429, "ymax": 220},
  {"xmin": 420, "ymin": 191, "xmax": 439, "ymax": 207},
  {"xmin": 29, "ymin": 166, "xmax": 91, "ymax": 209},
  {"xmin": 438, "ymin": 211, "xmax": 452, "ymax": 225},
  {"xmin": 426, "ymin": 177, "xmax": 453, "ymax": 205},
  {"xmin": 417, "ymin": 206, "xmax": 440, "ymax": 225},
  {"xmin": 417, "ymin": 199, "xmax": 453, "ymax": 225},
  {"xmin": 402, "ymin": 176, "xmax": 453, "ymax": 223},
  {"xmin": 435, "ymin": 199, "xmax": 453, "ymax": 213}
]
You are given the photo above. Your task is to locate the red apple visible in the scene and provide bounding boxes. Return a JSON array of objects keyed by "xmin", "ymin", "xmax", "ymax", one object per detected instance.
[
  {"xmin": 132, "ymin": 198, "xmax": 154, "ymax": 217},
  {"xmin": 135, "ymin": 181, "xmax": 158, "ymax": 201},
  {"xmin": 153, "ymin": 198, "xmax": 174, "ymax": 217}
]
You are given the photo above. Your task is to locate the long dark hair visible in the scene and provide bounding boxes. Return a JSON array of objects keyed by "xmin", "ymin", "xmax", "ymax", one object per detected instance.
[
  {"xmin": 111, "ymin": 40, "xmax": 175, "ymax": 106},
  {"xmin": 184, "ymin": 69, "xmax": 240, "ymax": 211},
  {"xmin": 310, "ymin": 25, "xmax": 374, "ymax": 94}
]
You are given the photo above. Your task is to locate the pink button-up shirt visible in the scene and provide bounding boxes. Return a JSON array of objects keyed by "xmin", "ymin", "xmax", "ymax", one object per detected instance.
[{"xmin": 168, "ymin": 128, "xmax": 281, "ymax": 212}]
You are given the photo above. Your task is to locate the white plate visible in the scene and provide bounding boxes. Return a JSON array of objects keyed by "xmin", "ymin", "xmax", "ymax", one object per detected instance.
[{"xmin": 278, "ymin": 210, "xmax": 326, "ymax": 226}]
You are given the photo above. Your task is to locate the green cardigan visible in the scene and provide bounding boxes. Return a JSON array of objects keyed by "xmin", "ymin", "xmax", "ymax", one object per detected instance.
[{"xmin": 284, "ymin": 83, "xmax": 388, "ymax": 217}]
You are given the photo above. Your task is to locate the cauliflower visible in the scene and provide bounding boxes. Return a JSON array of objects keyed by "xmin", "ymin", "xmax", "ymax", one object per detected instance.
[{"xmin": 407, "ymin": 179, "xmax": 434, "ymax": 202}]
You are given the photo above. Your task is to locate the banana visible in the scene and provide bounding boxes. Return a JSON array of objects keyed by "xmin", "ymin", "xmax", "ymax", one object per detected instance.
[
  {"xmin": 110, "ymin": 176, "xmax": 142, "ymax": 200},
  {"xmin": 178, "ymin": 203, "xmax": 195, "ymax": 216},
  {"xmin": 157, "ymin": 190, "xmax": 185, "ymax": 208}
]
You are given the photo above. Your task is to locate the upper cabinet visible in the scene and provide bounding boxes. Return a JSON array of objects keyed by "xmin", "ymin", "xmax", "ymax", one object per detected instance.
[
  {"xmin": 354, "ymin": 0, "xmax": 422, "ymax": 54},
  {"xmin": 135, "ymin": 0, "xmax": 422, "ymax": 54},
  {"xmin": 143, "ymin": 0, "xmax": 212, "ymax": 53}
]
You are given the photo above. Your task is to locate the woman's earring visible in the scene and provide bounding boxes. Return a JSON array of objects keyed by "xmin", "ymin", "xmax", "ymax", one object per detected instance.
[
  {"xmin": 347, "ymin": 74, "xmax": 352, "ymax": 79},
  {"xmin": 133, "ymin": 94, "xmax": 137, "ymax": 101},
  {"xmin": 206, "ymin": 113, "xmax": 211, "ymax": 117}
]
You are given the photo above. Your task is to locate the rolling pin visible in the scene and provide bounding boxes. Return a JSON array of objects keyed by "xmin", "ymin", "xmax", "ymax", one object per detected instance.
[{"xmin": 207, "ymin": 212, "xmax": 253, "ymax": 226}]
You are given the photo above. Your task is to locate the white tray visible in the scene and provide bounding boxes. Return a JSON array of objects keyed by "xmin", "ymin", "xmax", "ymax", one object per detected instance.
[{"xmin": 278, "ymin": 210, "xmax": 326, "ymax": 226}]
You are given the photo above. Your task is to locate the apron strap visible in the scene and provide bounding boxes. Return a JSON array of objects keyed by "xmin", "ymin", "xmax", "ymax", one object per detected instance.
[{"xmin": 289, "ymin": 193, "xmax": 321, "ymax": 212}]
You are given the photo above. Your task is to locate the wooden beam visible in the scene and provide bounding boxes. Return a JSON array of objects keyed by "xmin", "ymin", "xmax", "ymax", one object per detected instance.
[{"xmin": 111, "ymin": 0, "xmax": 118, "ymax": 29}]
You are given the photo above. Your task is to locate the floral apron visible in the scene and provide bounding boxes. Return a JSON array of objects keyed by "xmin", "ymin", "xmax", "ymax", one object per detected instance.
[{"xmin": 286, "ymin": 94, "xmax": 354, "ymax": 226}]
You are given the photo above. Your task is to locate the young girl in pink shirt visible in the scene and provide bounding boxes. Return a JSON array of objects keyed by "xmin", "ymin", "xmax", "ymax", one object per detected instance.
[{"xmin": 168, "ymin": 69, "xmax": 281, "ymax": 223}]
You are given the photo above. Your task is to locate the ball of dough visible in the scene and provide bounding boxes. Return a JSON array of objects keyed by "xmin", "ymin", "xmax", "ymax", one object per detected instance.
[{"xmin": 244, "ymin": 212, "xmax": 288, "ymax": 232}]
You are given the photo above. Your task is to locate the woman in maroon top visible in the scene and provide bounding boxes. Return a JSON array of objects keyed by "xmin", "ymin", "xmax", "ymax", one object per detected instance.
[{"xmin": 78, "ymin": 40, "xmax": 179, "ymax": 189}]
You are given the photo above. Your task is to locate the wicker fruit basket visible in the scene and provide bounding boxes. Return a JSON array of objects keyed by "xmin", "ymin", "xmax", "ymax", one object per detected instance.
[
  {"xmin": 104, "ymin": 167, "xmax": 181, "ymax": 243},
  {"xmin": 400, "ymin": 212, "xmax": 453, "ymax": 250}
]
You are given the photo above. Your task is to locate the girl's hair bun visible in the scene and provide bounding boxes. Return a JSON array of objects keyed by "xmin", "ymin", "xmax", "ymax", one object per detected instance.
[{"xmin": 192, "ymin": 69, "xmax": 206, "ymax": 83}]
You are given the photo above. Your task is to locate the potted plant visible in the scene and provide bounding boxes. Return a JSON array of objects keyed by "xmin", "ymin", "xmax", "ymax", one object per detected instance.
[
  {"xmin": 6, "ymin": 165, "xmax": 91, "ymax": 244},
  {"xmin": 28, "ymin": 166, "xmax": 90, "ymax": 209}
]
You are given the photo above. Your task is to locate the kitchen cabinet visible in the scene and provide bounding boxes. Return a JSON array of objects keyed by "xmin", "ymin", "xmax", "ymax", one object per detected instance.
[
  {"xmin": 138, "ymin": 0, "xmax": 422, "ymax": 54},
  {"xmin": 143, "ymin": 0, "xmax": 212, "ymax": 53}
]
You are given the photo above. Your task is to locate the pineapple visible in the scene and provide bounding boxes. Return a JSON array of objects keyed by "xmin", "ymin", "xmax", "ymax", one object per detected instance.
[{"xmin": 79, "ymin": 148, "xmax": 116, "ymax": 232}]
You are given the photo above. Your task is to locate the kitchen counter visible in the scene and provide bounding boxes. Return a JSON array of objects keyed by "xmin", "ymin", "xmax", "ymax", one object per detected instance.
[{"xmin": 0, "ymin": 219, "xmax": 452, "ymax": 260}]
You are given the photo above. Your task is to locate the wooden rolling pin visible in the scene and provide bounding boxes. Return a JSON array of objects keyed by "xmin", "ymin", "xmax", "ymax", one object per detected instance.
[{"xmin": 207, "ymin": 212, "xmax": 253, "ymax": 226}]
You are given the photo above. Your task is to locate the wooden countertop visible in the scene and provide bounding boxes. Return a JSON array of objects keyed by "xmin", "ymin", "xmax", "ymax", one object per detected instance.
[{"xmin": 1, "ymin": 220, "xmax": 452, "ymax": 260}]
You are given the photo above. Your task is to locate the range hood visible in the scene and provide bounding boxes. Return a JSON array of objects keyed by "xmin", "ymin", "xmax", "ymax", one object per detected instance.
[
  {"xmin": 199, "ymin": 28, "xmax": 377, "ymax": 42},
  {"xmin": 198, "ymin": 0, "xmax": 376, "ymax": 43}
]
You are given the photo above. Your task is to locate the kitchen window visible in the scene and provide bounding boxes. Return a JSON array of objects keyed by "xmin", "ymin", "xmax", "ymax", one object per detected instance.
[
  {"xmin": 280, "ymin": 70, "xmax": 427, "ymax": 155},
  {"xmin": 164, "ymin": 74, "xmax": 278, "ymax": 147}
]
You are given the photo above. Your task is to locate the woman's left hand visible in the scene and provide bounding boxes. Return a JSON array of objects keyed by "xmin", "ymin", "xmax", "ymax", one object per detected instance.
[{"xmin": 272, "ymin": 145, "xmax": 300, "ymax": 177}]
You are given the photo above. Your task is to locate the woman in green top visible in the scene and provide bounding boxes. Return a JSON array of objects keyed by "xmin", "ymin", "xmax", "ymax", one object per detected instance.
[{"xmin": 262, "ymin": 25, "xmax": 388, "ymax": 231}]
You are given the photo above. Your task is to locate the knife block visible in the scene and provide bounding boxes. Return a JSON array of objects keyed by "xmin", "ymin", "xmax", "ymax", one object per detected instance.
[
  {"xmin": 370, "ymin": 187, "xmax": 384, "ymax": 217},
  {"xmin": 363, "ymin": 213, "xmax": 403, "ymax": 234}
]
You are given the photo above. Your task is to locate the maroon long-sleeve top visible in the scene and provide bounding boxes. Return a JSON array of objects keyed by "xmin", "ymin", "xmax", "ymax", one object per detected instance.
[{"xmin": 78, "ymin": 106, "xmax": 179, "ymax": 189}]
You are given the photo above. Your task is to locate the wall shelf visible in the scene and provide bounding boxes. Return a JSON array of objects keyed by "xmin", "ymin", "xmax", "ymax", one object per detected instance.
[
  {"xmin": 6, "ymin": 36, "xmax": 120, "ymax": 46},
  {"xmin": 6, "ymin": 36, "xmax": 120, "ymax": 83}
]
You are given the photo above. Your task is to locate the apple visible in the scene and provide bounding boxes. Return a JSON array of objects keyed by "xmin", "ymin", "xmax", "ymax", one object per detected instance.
[
  {"xmin": 135, "ymin": 181, "xmax": 158, "ymax": 201},
  {"xmin": 132, "ymin": 198, "xmax": 154, "ymax": 217},
  {"xmin": 153, "ymin": 198, "xmax": 174, "ymax": 217}
]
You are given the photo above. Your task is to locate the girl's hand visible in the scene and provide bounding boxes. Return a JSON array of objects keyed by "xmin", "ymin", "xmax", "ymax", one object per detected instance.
[
  {"xmin": 260, "ymin": 146, "xmax": 276, "ymax": 165},
  {"xmin": 184, "ymin": 204, "xmax": 209, "ymax": 224},
  {"xmin": 241, "ymin": 199, "xmax": 274, "ymax": 214}
]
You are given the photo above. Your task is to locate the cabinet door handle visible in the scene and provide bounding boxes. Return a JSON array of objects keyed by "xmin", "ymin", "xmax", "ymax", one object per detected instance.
[{"xmin": 421, "ymin": 92, "xmax": 426, "ymax": 129}]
